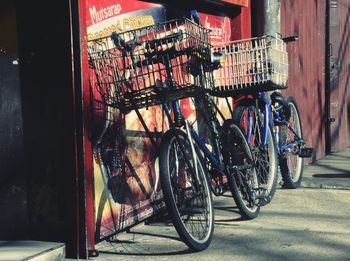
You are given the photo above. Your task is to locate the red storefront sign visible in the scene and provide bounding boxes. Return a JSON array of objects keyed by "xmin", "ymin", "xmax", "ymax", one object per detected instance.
[
  {"xmin": 218, "ymin": 0, "xmax": 249, "ymax": 7},
  {"xmin": 86, "ymin": 0, "xmax": 166, "ymax": 242},
  {"xmin": 79, "ymin": 0, "xmax": 251, "ymax": 255}
]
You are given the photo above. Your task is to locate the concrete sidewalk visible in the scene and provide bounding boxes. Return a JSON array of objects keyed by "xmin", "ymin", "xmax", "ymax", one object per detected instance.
[
  {"xmin": 93, "ymin": 189, "xmax": 350, "ymax": 261},
  {"xmin": 91, "ymin": 148, "xmax": 350, "ymax": 261},
  {"xmin": 0, "ymin": 241, "xmax": 65, "ymax": 261},
  {"xmin": 302, "ymin": 148, "xmax": 350, "ymax": 189},
  {"xmin": 2, "ymin": 149, "xmax": 349, "ymax": 260}
]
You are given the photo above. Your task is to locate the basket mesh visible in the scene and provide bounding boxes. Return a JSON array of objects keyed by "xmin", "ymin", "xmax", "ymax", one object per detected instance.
[
  {"xmin": 211, "ymin": 36, "xmax": 288, "ymax": 96},
  {"xmin": 88, "ymin": 19, "xmax": 213, "ymax": 112}
]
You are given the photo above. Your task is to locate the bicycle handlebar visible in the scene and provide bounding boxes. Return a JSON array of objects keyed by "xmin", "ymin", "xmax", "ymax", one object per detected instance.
[
  {"xmin": 111, "ymin": 32, "xmax": 126, "ymax": 48},
  {"xmin": 111, "ymin": 30, "xmax": 184, "ymax": 52},
  {"xmin": 111, "ymin": 30, "xmax": 223, "ymax": 73},
  {"xmin": 111, "ymin": 31, "xmax": 140, "ymax": 52},
  {"xmin": 282, "ymin": 35, "xmax": 298, "ymax": 43}
]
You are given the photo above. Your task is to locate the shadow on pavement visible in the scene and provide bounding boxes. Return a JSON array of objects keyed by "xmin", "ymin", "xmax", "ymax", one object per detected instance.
[
  {"xmin": 97, "ymin": 227, "xmax": 192, "ymax": 257},
  {"xmin": 313, "ymin": 173, "xmax": 350, "ymax": 178}
]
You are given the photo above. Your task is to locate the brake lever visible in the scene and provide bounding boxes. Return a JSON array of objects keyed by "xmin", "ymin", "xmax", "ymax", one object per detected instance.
[{"xmin": 111, "ymin": 31, "xmax": 140, "ymax": 52}]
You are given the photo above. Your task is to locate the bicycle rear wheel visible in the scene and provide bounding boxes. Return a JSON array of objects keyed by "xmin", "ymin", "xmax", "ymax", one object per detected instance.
[
  {"xmin": 222, "ymin": 121, "xmax": 260, "ymax": 220},
  {"xmin": 159, "ymin": 129, "xmax": 214, "ymax": 251},
  {"xmin": 279, "ymin": 96, "xmax": 304, "ymax": 189},
  {"xmin": 232, "ymin": 102, "xmax": 278, "ymax": 200}
]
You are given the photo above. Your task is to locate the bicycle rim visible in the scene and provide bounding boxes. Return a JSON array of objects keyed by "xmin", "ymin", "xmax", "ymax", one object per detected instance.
[
  {"xmin": 159, "ymin": 129, "xmax": 214, "ymax": 251},
  {"xmin": 281, "ymin": 99, "xmax": 303, "ymax": 183},
  {"xmin": 233, "ymin": 105, "xmax": 277, "ymax": 197},
  {"xmin": 223, "ymin": 122, "xmax": 260, "ymax": 219}
]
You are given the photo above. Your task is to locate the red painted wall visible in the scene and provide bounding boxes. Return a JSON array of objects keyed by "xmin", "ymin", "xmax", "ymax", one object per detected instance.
[
  {"xmin": 333, "ymin": 0, "xmax": 350, "ymax": 151},
  {"xmin": 280, "ymin": 0, "xmax": 350, "ymax": 158},
  {"xmin": 281, "ymin": 0, "xmax": 327, "ymax": 161}
]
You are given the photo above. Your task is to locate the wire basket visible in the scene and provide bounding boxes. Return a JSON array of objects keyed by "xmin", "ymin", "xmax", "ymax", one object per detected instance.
[
  {"xmin": 88, "ymin": 18, "xmax": 213, "ymax": 112},
  {"xmin": 211, "ymin": 36, "xmax": 288, "ymax": 96}
]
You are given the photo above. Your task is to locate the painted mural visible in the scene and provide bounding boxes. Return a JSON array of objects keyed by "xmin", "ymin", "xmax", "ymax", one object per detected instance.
[{"xmin": 86, "ymin": 0, "xmax": 233, "ymax": 241}]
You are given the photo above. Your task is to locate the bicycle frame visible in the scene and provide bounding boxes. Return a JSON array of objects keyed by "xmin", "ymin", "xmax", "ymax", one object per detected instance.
[
  {"xmin": 162, "ymin": 98, "xmax": 225, "ymax": 174},
  {"xmin": 157, "ymin": 45, "xmax": 227, "ymax": 178},
  {"xmin": 243, "ymin": 91, "xmax": 304, "ymax": 154},
  {"xmin": 243, "ymin": 92, "xmax": 272, "ymax": 148},
  {"xmin": 260, "ymin": 92, "xmax": 272, "ymax": 147},
  {"xmin": 104, "ymin": 25, "xmax": 228, "ymax": 194}
]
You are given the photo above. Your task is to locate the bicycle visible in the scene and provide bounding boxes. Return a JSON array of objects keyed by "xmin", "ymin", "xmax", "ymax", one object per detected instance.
[
  {"xmin": 143, "ymin": 27, "xmax": 269, "ymax": 223},
  {"xmin": 88, "ymin": 18, "xmax": 215, "ymax": 251},
  {"xmin": 213, "ymin": 35, "xmax": 313, "ymax": 191},
  {"xmin": 88, "ymin": 18, "xmax": 266, "ymax": 251}
]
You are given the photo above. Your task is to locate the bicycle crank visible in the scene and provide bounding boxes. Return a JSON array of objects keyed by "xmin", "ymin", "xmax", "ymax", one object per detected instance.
[
  {"xmin": 298, "ymin": 147, "xmax": 313, "ymax": 158},
  {"xmin": 253, "ymin": 188, "xmax": 271, "ymax": 207}
]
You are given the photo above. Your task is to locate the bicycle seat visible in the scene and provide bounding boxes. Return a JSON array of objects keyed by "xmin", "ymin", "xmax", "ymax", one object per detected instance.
[{"xmin": 271, "ymin": 91, "xmax": 291, "ymax": 122}]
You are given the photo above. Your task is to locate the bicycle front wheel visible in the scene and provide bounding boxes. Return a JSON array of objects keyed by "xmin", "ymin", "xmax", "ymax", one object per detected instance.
[
  {"xmin": 279, "ymin": 96, "xmax": 304, "ymax": 189},
  {"xmin": 222, "ymin": 121, "xmax": 260, "ymax": 220},
  {"xmin": 159, "ymin": 129, "xmax": 214, "ymax": 251},
  {"xmin": 232, "ymin": 103, "xmax": 278, "ymax": 199}
]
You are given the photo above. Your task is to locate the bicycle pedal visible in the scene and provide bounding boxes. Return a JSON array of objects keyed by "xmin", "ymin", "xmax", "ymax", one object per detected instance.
[
  {"xmin": 298, "ymin": 147, "xmax": 313, "ymax": 158},
  {"xmin": 252, "ymin": 187, "xmax": 271, "ymax": 206},
  {"xmin": 255, "ymin": 195, "xmax": 271, "ymax": 207}
]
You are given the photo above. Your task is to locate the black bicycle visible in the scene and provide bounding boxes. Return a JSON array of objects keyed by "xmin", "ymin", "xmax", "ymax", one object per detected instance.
[{"xmin": 88, "ymin": 18, "xmax": 263, "ymax": 251}]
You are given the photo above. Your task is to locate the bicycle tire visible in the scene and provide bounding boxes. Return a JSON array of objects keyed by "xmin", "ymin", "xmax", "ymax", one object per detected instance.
[
  {"xmin": 159, "ymin": 129, "xmax": 214, "ymax": 251},
  {"xmin": 222, "ymin": 121, "xmax": 260, "ymax": 220},
  {"xmin": 232, "ymin": 102, "xmax": 278, "ymax": 200},
  {"xmin": 279, "ymin": 96, "xmax": 304, "ymax": 189}
]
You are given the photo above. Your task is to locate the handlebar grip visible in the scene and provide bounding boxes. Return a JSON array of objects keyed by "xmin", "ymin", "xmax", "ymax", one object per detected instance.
[
  {"xmin": 111, "ymin": 32, "xmax": 126, "ymax": 48},
  {"xmin": 191, "ymin": 9, "xmax": 202, "ymax": 26},
  {"xmin": 282, "ymin": 35, "xmax": 298, "ymax": 43}
]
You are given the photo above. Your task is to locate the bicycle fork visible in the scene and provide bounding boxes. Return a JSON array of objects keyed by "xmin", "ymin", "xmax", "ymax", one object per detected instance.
[
  {"xmin": 184, "ymin": 120, "xmax": 200, "ymax": 182},
  {"xmin": 277, "ymin": 120, "xmax": 313, "ymax": 158},
  {"xmin": 162, "ymin": 102, "xmax": 202, "ymax": 191}
]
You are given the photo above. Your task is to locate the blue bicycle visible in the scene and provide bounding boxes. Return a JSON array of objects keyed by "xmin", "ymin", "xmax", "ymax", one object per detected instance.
[
  {"xmin": 232, "ymin": 92, "xmax": 279, "ymax": 198},
  {"xmin": 221, "ymin": 35, "xmax": 313, "ymax": 190},
  {"xmin": 232, "ymin": 90, "xmax": 313, "ymax": 189}
]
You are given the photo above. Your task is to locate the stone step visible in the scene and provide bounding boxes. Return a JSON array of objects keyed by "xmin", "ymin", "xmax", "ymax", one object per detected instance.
[
  {"xmin": 301, "ymin": 177, "xmax": 350, "ymax": 189},
  {"xmin": 0, "ymin": 241, "xmax": 65, "ymax": 261},
  {"xmin": 303, "ymin": 167, "xmax": 350, "ymax": 174}
]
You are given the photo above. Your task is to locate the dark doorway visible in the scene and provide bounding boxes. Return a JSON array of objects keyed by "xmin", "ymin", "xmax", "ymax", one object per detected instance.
[
  {"xmin": 326, "ymin": 0, "xmax": 350, "ymax": 153},
  {"xmin": 0, "ymin": 0, "xmax": 28, "ymax": 239},
  {"xmin": 326, "ymin": 0, "xmax": 340, "ymax": 153}
]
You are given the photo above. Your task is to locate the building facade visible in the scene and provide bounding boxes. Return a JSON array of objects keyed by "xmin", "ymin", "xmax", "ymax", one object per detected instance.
[{"xmin": 0, "ymin": 0, "xmax": 349, "ymax": 258}]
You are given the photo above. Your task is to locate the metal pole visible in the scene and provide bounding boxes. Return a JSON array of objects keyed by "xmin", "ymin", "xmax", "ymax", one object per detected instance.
[
  {"xmin": 264, "ymin": 0, "xmax": 281, "ymax": 36},
  {"xmin": 263, "ymin": 0, "xmax": 281, "ymax": 101}
]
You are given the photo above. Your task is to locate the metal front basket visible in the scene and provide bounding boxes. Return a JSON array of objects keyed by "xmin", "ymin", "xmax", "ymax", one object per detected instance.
[
  {"xmin": 88, "ymin": 18, "xmax": 213, "ymax": 112},
  {"xmin": 211, "ymin": 36, "xmax": 288, "ymax": 96}
]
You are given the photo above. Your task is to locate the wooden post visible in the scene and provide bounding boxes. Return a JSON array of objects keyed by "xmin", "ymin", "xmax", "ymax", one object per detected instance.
[{"xmin": 264, "ymin": 0, "xmax": 280, "ymax": 36}]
